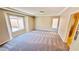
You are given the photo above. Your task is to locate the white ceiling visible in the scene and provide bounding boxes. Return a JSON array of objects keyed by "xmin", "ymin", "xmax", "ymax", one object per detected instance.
[{"xmin": 4, "ymin": 7, "xmax": 68, "ymax": 16}]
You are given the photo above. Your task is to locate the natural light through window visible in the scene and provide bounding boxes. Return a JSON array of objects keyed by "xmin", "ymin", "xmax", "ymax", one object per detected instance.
[
  {"xmin": 9, "ymin": 15, "xmax": 24, "ymax": 32},
  {"xmin": 52, "ymin": 18, "xmax": 59, "ymax": 30}
]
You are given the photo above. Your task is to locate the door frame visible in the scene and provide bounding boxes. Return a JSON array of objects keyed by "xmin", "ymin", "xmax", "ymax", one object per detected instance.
[{"xmin": 66, "ymin": 12, "xmax": 79, "ymax": 48}]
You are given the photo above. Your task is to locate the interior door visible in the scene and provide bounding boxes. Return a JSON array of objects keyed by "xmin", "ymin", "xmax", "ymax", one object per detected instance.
[{"xmin": 66, "ymin": 13, "xmax": 79, "ymax": 47}]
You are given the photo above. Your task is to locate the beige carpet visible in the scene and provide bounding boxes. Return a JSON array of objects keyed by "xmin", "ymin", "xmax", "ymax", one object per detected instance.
[{"xmin": 0, "ymin": 31, "xmax": 68, "ymax": 51}]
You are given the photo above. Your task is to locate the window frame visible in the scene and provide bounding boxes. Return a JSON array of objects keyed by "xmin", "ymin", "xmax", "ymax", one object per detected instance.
[
  {"xmin": 52, "ymin": 16, "xmax": 60, "ymax": 32},
  {"xmin": 7, "ymin": 13, "xmax": 26, "ymax": 33}
]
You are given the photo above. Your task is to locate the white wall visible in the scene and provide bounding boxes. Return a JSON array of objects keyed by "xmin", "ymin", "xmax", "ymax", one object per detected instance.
[
  {"xmin": 0, "ymin": 10, "xmax": 10, "ymax": 45},
  {"xmin": 35, "ymin": 16, "xmax": 52, "ymax": 31},
  {"xmin": 25, "ymin": 16, "xmax": 35, "ymax": 32},
  {"xmin": 28, "ymin": 16, "xmax": 35, "ymax": 31},
  {"xmin": 58, "ymin": 15, "xmax": 70, "ymax": 41}
]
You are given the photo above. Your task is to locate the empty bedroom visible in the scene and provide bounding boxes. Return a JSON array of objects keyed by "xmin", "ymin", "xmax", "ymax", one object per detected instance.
[{"xmin": 0, "ymin": 7, "xmax": 79, "ymax": 51}]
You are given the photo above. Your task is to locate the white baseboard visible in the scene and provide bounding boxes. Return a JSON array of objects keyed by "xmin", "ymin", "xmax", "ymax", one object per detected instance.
[{"xmin": 58, "ymin": 32, "xmax": 65, "ymax": 42}]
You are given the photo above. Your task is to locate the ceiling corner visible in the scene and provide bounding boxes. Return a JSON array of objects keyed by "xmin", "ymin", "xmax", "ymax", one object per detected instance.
[{"xmin": 57, "ymin": 7, "xmax": 69, "ymax": 16}]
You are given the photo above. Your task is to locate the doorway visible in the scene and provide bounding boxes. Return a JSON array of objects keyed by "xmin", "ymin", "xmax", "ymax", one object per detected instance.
[{"xmin": 66, "ymin": 13, "xmax": 79, "ymax": 48}]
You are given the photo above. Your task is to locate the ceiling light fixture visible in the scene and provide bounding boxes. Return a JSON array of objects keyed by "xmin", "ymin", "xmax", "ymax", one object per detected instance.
[{"xmin": 40, "ymin": 11, "xmax": 45, "ymax": 14}]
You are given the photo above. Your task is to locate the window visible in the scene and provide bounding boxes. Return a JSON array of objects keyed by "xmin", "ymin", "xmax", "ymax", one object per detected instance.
[
  {"xmin": 9, "ymin": 15, "xmax": 25, "ymax": 32},
  {"xmin": 52, "ymin": 17, "xmax": 59, "ymax": 31}
]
